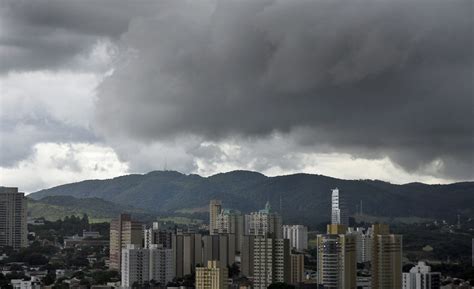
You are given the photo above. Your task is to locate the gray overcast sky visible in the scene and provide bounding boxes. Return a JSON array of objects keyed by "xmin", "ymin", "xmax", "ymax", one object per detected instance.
[{"xmin": 0, "ymin": 0, "xmax": 472, "ymax": 192}]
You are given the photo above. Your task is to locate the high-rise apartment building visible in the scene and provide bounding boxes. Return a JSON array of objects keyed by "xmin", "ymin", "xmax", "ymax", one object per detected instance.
[
  {"xmin": 216, "ymin": 208, "xmax": 244, "ymax": 251},
  {"xmin": 403, "ymin": 261, "xmax": 441, "ymax": 289},
  {"xmin": 172, "ymin": 233, "xmax": 203, "ymax": 277},
  {"xmin": 316, "ymin": 224, "xmax": 357, "ymax": 289},
  {"xmin": 148, "ymin": 244, "xmax": 174, "ymax": 286},
  {"xmin": 144, "ymin": 222, "xmax": 172, "ymax": 249},
  {"xmin": 290, "ymin": 253, "xmax": 305, "ymax": 285},
  {"xmin": 253, "ymin": 237, "xmax": 290, "ymax": 289},
  {"xmin": 0, "ymin": 187, "xmax": 27, "ymax": 249},
  {"xmin": 347, "ymin": 227, "xmax": 372, "ymax": 263},
  {"xmin": 240, "ymin": 235, "xmax": 255, "ymax": 278},
  {"xmin": 371, "ymin": 224, "xmax": 402, "ymax": 289},
  {"xmin": 195, "ymin": 260, "xmax": 228, "ymax": 289},
  {"xmin": 202, "ymin": 234, "xmax": 236, "ymax": 268},
  {"xmin": 209, "ymin": 200, "xmax": 222, "ymax": 235},
  {"xmin": 121, "ymin": 244, "xmax": 150, "ymax": 288},
  {"xmin": 245, "ymin": 201, "xmax": 282, "ymax": 238},
  {"xmin": 172, "ymin": 232, "xmax": 239, "ymax": 278},
  {"xmin": 121, "ymin": 244, "xmax": 174, "ymax": 288},
  {"xmin": 331, "ymin": 188, "xmax": 348, "ymax": 227},
  {"xmin": 109, "ymin": 214, "xmax": 143, "ymax": 270},
  {"xmin": 283, "ymin": 225, "xmax": 308, "ymax": 251}
]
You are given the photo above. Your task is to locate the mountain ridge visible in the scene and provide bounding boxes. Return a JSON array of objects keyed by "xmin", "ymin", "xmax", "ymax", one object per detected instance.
[{"xmin": 29, "ymin": 170, "xmax": 474, "ymax": 226}]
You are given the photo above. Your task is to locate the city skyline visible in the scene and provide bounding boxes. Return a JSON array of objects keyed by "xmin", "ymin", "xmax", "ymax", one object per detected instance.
[
  {"xmin": 1, "ymin": 184, "xmax": 470, "ymax": 288},
  {"xmin": 1, "ymin": 0, "xmax": 473, "ymax": 192},
  {"xmin": 0, "ymin": 0, "xmax": 471, "ymax": 287}
]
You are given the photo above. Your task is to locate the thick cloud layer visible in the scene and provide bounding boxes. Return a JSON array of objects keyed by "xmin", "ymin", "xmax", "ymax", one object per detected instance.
[
  {"xmin": 0, "ymin": 0, "xmax": 157, "ymax": 72},
  {"xmin": 1, "ymin": 0, "xmax": 472, "ymax": 189},
  {"xmin": 0, "ymin": 71, "xmax": 100, "ymax": 165},
  {"xmin": 96, "ymin": 0, "xmax": 473, "ymax": 179}
]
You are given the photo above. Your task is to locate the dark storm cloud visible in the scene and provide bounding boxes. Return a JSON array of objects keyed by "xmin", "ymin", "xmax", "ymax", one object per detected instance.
[
  {"xmin": 0, "ymin": 0, "xmax": 158, "ymax": 72},
  {"xmin": 95, "ymin": 0, "xmax": 473, "ymax": 180}
]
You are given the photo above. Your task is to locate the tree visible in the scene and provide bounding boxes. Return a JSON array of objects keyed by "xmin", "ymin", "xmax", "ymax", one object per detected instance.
[
  {"xmin": 82, "ymin": 214, "xmax": 89, "ymax": 226},
  {"xmin": 42, "ymin": 272, "xmax": 56, "ymax": 286},
  {"xmin": 79, "ymin": 278, "xmax": 91, "ymax": 287},
  {"xmin": 0, "ymin": 273, "xmax": 12, "ymax": 289},
  {"xmin": 26, "ymin": 253, "xmax": 48, "ymax": 266},
  {"xmin": 268, "ymin": 282, "xmax": 296, "ymax": 289},
  {"xmin": 228, "ymin": 263, "xmax": 240, "ymax": 278},
  {"xmin": 72, "ymin": 271, "xmax": 85, "ymax": 279},
  {"xmin": 69, "ymin": 257, "xmax": 89, "ymax": 268},
  {"xmin": 52, "ymin": 282, "xmax": 70, "ymax": 289},
  {"xmin": 91, "ymin": 270, "xmax": 119, "ymax": 285}
]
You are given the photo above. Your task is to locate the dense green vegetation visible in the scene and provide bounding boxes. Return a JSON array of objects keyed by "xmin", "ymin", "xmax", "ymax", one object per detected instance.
[
  {"xmin": 28, "ymin": 196, "xmax": 157, "ymax": 222},
  {"xmin": 30, "ymin": 170, "xmax": 474, "ymax": 226},
  {"xmin": 0, "ymin": 215, "xmax": 116, "ymax": 289},
  {"xmin": 28, "ymin": 215, "xmax": 110, "ymax": 242},
  {"xmin": 391, "ymin": 222, "xmax": 474, "ymax": 265}
]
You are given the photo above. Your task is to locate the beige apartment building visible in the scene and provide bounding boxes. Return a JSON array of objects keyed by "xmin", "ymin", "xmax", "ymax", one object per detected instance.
[
  {"xmin": 0, "ymin": 187, "xmax": 27, "ymax": 249},
  {"xmin": 109, "ymin": 214, "xmax": 143, "ymax": 270},
  {"xmin": 290, "ymin": 253, "xmax": 305, "ymax": 285},
  {"xmin": 371, "ymin": 224, "xmax": 403, "ymax": 289},
  {"xmin": 195, "ymin": 260, "xmax": 228, "ymax": 289},
  {"xmin": 209, "ymin": 200, "xmax": 222, "ymax": 235}
]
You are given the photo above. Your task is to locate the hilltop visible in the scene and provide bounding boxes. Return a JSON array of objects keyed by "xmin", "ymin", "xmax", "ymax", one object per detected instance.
[{"xmin": 29, "ymin": 170, "xmax": 474, "ymax": 226}]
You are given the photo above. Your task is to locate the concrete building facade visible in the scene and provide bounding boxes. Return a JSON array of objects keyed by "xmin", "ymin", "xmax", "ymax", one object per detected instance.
[
  {"xmin": 109, "ymin": 214, "xmax": 143, "ymax": 270},
  {"xmin": 245, "ymin": 202, "xmax": 282, "ymax": 238},
  {"xmin": 121, "ymin": 244, "xmax": 174, "ymax": 288},
  {"xmin": 195, "ymin": 260, "xmax": 228, "ymax": 289},
  {"xmin": 371, "ymin": 224, "xmax": 403, "ymax": 289},
  {"xmin": 316, "ymin": 224, "xmax": 357, "ymax": 289},
  {"xmin": 144, "ymin": 223, "xmax": 172, "ymax": 249},
  {"xmin": 10, "ymin": 276, "xmax": 41, "ymax": 289},
  {"xmin": 331, "ymin": 188, "xmax": 348, "ymax": 227},
  {"xmin": 172, "ymin": 233, "xmax": 203, "ymax": 278},
  {"xmin": 202, "ymin": 234, "xmax": 236, "ymax": 268},
  {"xmin": 403, "ymin": 261, "xmax": 441, "ymax": 289},
  {"xmin": 252, "ymin": 237, "xmax": 290, "ymax": 289},
  {"xmin": 283, "ymin": 225, "xmax": 308, "ymax": 251},
  {"xmin": 0, "ymin": 187, "xmax": 27, "ymax": 249},
  {"xmin": 209, "ymin": 200, "xmax": 222, "ymax": 235},
  {"xmin": 240, "ymin": 235, "xmax": 255, "ymax": 278},
  {"xmin": 347, "ymin": 227, "xmax": 372, "ymax": 263},
  {"xmin": 290, "ymin": 253, "xmax": 305, "ymax": 285},
  {"xmin": 216, "ymin": 209, "xmax": 244, "ymax": 251}
]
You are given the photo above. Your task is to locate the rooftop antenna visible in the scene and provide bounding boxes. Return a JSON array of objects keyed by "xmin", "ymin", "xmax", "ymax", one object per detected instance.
[{"xmin": 164, "ymin": 158, "xmax": 168, "ymax": 171}]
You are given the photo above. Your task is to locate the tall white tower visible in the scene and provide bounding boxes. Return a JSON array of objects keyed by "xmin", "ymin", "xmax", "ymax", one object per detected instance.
[{"xmin": 331, "ymin": 188, "xmax": 348, "ymax": 227}]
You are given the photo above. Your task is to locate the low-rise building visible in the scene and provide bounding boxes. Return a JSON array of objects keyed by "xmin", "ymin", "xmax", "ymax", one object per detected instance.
[
  {"xmin": 403, "ymin": 261, "xmax": 441, "ymax": 289},
  {"xmin": 11, "ymin": 277, "xmax": 42, "ymax": 289}
]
